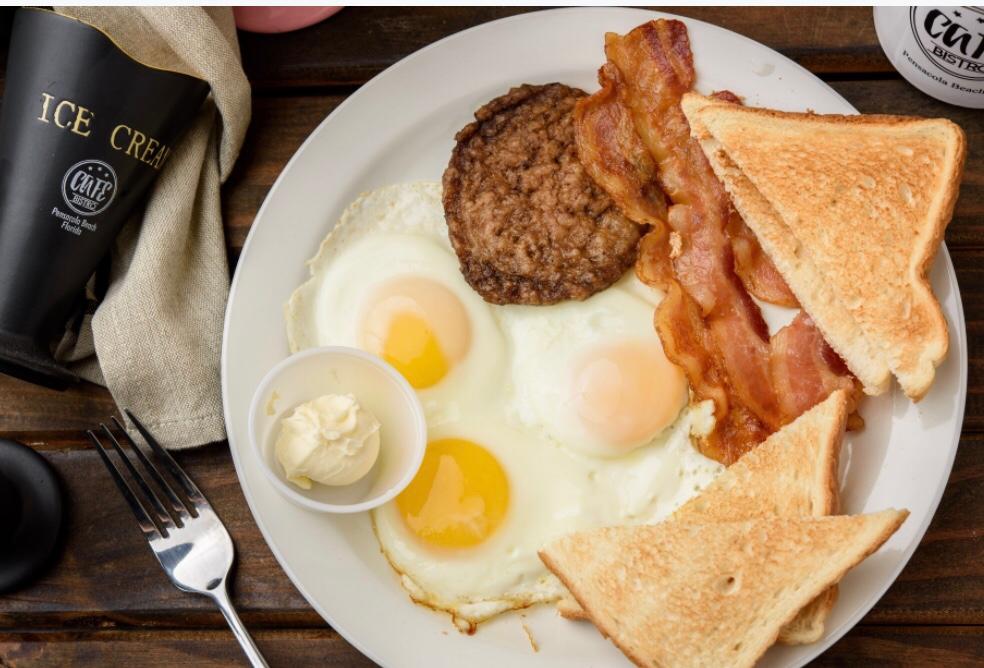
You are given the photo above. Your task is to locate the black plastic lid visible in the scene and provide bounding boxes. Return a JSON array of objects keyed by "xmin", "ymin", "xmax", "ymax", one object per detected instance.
[{"xmin": 0, "ymin": 438, "xmax": 63, "ymax": 593}]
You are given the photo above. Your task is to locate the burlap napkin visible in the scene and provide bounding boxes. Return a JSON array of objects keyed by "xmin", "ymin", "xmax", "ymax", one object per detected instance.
[{"xmin": 53, "ymin": 7, "xmax": 251, "ymax": 449}]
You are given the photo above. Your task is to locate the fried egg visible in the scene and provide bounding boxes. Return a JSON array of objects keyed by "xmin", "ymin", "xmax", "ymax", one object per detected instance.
[
  {"xmin": 372, "ymin": 400, "xmax": 719, "ymax": 631},
  {"xmin": 285, "ymin": 182, "xmax": 509, "ymax": 422},
  {"xmin": 501, "ymin": 273, "xmax": 689, "ymax": 458},
  {"xmin": 285, "ymin": 182, "xmax": 723, "ymax": 631}
]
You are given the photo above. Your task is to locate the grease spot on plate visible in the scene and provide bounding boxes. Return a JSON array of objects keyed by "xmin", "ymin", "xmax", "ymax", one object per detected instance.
[{"xmin": 753, "ymin": 62, "xmax": 775, "ymax": 77}]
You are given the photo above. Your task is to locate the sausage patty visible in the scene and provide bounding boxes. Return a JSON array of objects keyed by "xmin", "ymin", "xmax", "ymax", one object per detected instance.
[{"xmin": 442, "ymin": 83, "xmax": 642, "ymax": 305}]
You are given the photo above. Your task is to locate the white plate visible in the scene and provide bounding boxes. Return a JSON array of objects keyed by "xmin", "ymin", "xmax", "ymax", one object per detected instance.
[{"xmin": 222, "ymin": 8, "xmax": 966, "ymax": 667}]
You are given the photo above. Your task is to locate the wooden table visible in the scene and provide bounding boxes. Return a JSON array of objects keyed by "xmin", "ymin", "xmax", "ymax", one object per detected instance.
[{"xmin": 1, "ymin": 7, "xmax": 981, "ymax": 666}]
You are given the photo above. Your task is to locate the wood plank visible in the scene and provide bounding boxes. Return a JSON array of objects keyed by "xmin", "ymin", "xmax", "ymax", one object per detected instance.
[
  {"xmin": 0, "ymin": 629, "xmax": 375, "ymax": 667},
  {"xmin": 670, "ymin": 6, "xmax": 890, "ymax": 76},
  {"xmin": 948, "ymin": 254, "xmax": 984, "ymax": 322},
  {"xmin": 0, "ymin": 435, "xmax": 980, "ymax": 628},
  {"xmin": 221, "ymin": 95, "xmax": 346, "ymax": 255},
  {"xmin": 238, "ymin": 6, "xmax": 891, "ymax": 92},
  {"xmin": 0, "ymin": 376, "xmax": 115, "ymax": 434},
  {"xmin": 0, "ymin": 8, "xmax": 897, "ymax": 97},
  {"xmin": 0, "ymin": 625, "xmax": 982, "ymax": 666},
  {"xmin": 963, "ymin": 321, "xmax": 984, "ymax": 434},
  {"xmin": 814, "ymin": 625, "xmax": 984, "ymax": 666},
  {"xmin": 0, "ymin": 7, "xmax": 891, "ymax": 98}
]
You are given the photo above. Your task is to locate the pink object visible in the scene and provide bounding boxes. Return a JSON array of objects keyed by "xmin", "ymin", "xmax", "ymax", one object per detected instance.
[{"xmin": 233, "ymin": 6, "xmax": 342, "ymax": 34}]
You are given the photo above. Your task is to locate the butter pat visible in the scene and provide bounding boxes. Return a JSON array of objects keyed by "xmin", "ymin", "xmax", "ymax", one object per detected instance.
[{"xmin": 275, "ymin": 394, "xmax": 381, "ymax": 489}]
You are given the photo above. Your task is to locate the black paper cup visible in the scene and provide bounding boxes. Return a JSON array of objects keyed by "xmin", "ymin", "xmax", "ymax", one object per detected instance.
[{"xmin": 0, "ymin": 8, "xmax": 209, "ymax": 388}]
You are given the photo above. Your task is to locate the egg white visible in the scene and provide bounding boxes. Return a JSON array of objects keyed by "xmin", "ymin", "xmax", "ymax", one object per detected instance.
[
  {"xmin": 286, "ymin": 181, "xmax": 724, "ymax": 630},
  {"xmin": 498, "ymin": 271, "xmax": 688, "ymax": 458}
]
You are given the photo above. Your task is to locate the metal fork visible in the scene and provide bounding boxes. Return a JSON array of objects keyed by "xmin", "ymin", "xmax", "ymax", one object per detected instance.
[{"xmin": 88, "ymin": 410, "xmax": 269, "ymax": 668}]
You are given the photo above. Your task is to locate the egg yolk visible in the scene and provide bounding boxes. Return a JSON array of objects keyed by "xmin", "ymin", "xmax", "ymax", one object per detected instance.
[
  {"xmin": 572, "ymin": 340, "xmax": 687, "ymax": 452},
  {"xmin": 360, "ymin": 277, "xmax": 471, "ymax": 390},
  {"xmin": 396, "ymin": 438, "xmax": 509, "ymax": 548},
  {"xmin": 380, "ymin": 312, "xmax": 449, "ymax": 389}
]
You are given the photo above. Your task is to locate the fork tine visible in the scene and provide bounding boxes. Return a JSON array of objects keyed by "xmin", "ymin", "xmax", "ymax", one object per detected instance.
[
  {"xmin": 124, "ymin": 409, "xmax": 208, "ymax": 511},
  {"xmin": 111, "ymin": 416, "xmax": 192, "ymax": 521},
  {"xmin": 87, "ymin": 429, "xmax": 163, "ymax": 541},
  {"xmin": 99, "ymin": 424, "xmax": 177, "ymax": 532}
]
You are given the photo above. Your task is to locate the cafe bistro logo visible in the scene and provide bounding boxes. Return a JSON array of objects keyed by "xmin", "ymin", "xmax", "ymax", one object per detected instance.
[
  {"xmin": 60, "ymin": 159, "xmax": 117, "ymax": 217},
  {"xmin": 910, "ymin": 6, "xmax": 984, "ymax": 81}
]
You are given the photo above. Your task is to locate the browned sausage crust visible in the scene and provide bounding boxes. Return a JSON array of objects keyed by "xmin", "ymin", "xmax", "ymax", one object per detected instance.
[{"xmin": 443, "ymin": 83, "xmax": 642, "ymax": 305}]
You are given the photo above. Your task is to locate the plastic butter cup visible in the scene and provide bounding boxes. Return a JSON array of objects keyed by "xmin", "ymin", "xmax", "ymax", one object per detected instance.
[{"xmin": 248, "ymin": 346, "xmax": 427, "ymax": 513}]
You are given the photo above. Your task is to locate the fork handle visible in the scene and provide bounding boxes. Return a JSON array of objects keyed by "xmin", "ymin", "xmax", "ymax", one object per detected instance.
[{"xmin": 211, "ymin": 583, "xmax": 270, "ymax": 668}]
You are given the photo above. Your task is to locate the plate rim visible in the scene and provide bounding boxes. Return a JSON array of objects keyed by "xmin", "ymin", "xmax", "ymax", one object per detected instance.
[{"xmin": 221, "ymin": 7, "xmax": 968, "ymax": 666}]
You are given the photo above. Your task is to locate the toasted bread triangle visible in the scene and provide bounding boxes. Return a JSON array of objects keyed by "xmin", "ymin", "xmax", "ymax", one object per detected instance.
[
  {"xmin": 558, "ymin": 390, "xmax": 848, "ymax": 644},
  {"xmin": 541, "ymin": 509, "xmax": 907, "ymax": 668},
  {"xmin": 675, "ymin": 388, "xmax": 846, "ymax": 520},
  {"xmin": 681, "ymin": 93, "xmax": 964, "ymax": 400}
]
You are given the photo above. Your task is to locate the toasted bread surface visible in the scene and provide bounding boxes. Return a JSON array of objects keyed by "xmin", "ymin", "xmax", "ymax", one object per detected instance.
[
  {"xmin": 682, "ymin": 93, "xmax": 965, "ymax": 400},
  {"xmin": 556, "ymin": 390, "xmax": 848, "ymax": 643},
  {"xmin": 540, "ymin": 510, "xmax": 908, "ymax": 668}
]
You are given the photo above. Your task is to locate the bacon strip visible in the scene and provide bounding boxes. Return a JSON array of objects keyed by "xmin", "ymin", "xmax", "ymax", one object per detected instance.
[
  {"xmin": 708, "ymin": 92, "xmax": 798, "ymax": 307},
  {"xmin": 576, "ymin": 19, "xmax": 859, "ymax": 464},
  {"xmin": 638, "ymin": 230, "xmax": 773, "ymax": 462},
  {"xmin": 771, "ymin": 312, "xmax": 860, "ymax": 421},
  {"xmin": 730, "ymin": 218, "xmax": 798, "ymax": 307},
  {"xmin": 574, "ymin": 63, "xmax": 668, "ymax": 228}
]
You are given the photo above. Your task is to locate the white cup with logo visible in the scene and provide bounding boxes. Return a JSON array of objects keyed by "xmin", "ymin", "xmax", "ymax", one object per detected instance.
[{"xmin": 875, "ymin": 6, "xmax": 984, "ymax": 109}]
